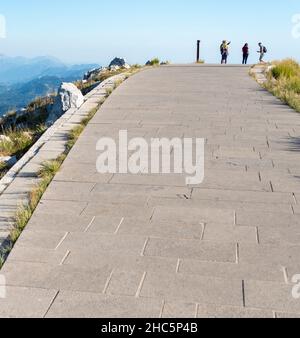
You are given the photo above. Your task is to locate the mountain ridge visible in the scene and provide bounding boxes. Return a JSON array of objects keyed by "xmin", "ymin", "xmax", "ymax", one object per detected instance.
[{"xmin": 0, "ymin": 55, "xmax": 100, "ymax": 115}]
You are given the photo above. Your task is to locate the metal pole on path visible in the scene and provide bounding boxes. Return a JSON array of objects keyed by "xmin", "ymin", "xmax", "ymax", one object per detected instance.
[{"xmin": 196, "ymin": 40, "xmax": 201, "ymax": 63}]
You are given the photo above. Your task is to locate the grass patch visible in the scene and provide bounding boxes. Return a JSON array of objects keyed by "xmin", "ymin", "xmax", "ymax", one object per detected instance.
[
  {"xmin": 0, "ymin": 162, "xmax": 9, "ymax": 180},
  {"xmin": 264, "ymin": 59, "xmax": 300, "ymax": 113},
  {"xmin": 0, "ymin": 126, "xmax": 47, "ymax": 178},
  {"xmin": 0, "ymin": 129, "xmax": 34, "ymax": 157},
  {"xmin": 105, "ymin": 87, "xmax": 113, "ymax": 97}
]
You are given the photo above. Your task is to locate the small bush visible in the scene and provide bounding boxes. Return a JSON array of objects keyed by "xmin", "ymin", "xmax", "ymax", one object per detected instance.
[{"xmin": 147, "ymin": 58, "xmax": 160, "ymax": 66}]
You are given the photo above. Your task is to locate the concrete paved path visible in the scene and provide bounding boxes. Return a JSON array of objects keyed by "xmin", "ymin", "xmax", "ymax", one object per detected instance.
[{"xmin": 1, "ymin": 65, "xmax": 300, "ymax": 318}]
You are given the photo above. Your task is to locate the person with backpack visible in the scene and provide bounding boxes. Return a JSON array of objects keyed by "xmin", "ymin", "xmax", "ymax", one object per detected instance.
[
  {"xmin": 242, "ymin": 43, "xmax": 249, "ymax": 64},
  {"xmin": 257, "ymin": 42, "xmax": 267, "ymax": 63},
  {"xmin": 220, "ymin": 40, "xmax": 231, "ymax": 64}
]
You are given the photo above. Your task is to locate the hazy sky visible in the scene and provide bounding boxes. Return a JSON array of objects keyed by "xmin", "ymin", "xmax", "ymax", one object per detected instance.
[{"xmin": 0, "ymin": 0, "xmax": 299, "ymax": 65}]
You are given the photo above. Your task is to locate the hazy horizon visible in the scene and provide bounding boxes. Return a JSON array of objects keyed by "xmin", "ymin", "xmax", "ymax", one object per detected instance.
[{"xmin": 0, "ymin": 0, "xmax": 299, "ymax": 65}]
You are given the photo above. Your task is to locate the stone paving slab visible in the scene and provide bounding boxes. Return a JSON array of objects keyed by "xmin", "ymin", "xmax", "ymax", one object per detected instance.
[
  {"xmin": 45, "ymin": 291, "xmax": 162, "ymax": 318},
  {"xmin": 1, "ymin": 65, "xmax": 300, "ymax": 317},
  {"xmin": 0, "ymin": 286, "xmax": 58, "ymax": 318}
]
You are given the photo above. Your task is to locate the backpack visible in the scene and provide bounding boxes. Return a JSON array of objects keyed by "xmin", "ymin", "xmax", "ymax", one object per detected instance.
[{"xmin": 263, "ymin": 46, "xmax": 267, "ymax": 53}]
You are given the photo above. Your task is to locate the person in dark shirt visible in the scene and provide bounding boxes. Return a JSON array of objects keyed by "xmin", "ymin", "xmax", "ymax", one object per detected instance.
[{"xmin": 242, "ymin": 43, "xmax": 249, "ymax": 64}]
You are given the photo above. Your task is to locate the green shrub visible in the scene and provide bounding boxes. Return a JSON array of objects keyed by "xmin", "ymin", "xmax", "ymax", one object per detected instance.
[{"xmin": 147, "ymin": 58, "xmax": 160, "ymax": 66}]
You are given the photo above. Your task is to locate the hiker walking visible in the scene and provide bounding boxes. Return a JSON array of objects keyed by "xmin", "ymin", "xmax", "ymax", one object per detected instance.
[
  {"xmin": 242, "ymin": 43, "xmax": 249, "ymax": 64},
  {"xmin": 220, "ymin": 40, "xmax": 231, "ymax": 64},
  {"xmin": 257, "ymin": 42, "xmax": 267, "ymax": 63}
]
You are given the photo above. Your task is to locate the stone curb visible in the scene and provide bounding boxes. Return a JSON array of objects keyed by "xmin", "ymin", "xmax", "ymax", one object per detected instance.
[
  {"xmin": 249, "ymin": 64, "xmax": 271, "ymax": 84},
  {"xmin": 0, "ymin": 72, "xmax": 129, "ymax": 246}
]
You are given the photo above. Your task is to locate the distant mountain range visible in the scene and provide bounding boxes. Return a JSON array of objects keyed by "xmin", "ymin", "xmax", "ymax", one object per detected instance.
[{"xmin": 0, "ymin": 55, "xmax": 99, "ymax": 116}]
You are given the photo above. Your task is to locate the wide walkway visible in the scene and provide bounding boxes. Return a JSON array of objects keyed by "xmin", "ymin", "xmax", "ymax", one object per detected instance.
[{"xmin": 1, "ymin": 65, "xmax": 300, "ymax": 318}]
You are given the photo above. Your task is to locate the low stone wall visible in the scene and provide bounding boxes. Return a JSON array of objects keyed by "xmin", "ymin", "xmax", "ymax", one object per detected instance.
[{"xmin": 0, "ymin": 72, "xmax": 128, "ymax": 249}]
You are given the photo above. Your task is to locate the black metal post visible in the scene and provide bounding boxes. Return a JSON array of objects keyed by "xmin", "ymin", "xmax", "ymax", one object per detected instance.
[{"xmin": 196, "ymin": 40, "xmax": 201, "ymax": 63}]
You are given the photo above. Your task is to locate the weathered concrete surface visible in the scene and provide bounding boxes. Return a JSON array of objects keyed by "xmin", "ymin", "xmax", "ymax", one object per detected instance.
[{"xmin": 1, "ymin": 64, "xmax": 300, "ymax": 318}]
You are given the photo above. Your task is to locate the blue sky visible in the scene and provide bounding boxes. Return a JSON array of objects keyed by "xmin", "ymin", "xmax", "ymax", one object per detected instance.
[{"xmin": 0, "ymin": 0, "xmax": 299, "ymax": 65}]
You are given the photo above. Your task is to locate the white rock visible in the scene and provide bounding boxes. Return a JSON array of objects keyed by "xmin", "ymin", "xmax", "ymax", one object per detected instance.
[
  {"xmin": 0, "ymin": 156, "xmax": 17, "ymax": 167},
  {"xmin": 47, "ymin": 82, "xmax": 84, "ymax": 125},
  {"xmin": 109, "ymin": 65, "xmax": 121, "ymax": 72},
  {"xmin": 109, "ymin": 57, "xmax": 130, "ymax": 70},
  {"xmin": 84, "ymin": 67, "xmax": 103, "ymax": 81},
  {"xmin": 0, "ymin": 135, "xmax": 12, "ymax": 143}
]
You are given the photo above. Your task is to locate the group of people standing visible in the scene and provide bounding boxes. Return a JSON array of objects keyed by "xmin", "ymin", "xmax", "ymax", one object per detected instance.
[{"xmin": 220, "ymin": 41, "xmax": 267, "ymax": 65}]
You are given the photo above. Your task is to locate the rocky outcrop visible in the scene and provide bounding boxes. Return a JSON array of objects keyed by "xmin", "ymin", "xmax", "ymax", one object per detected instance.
[
  {"xmin": 84, "ymin": 67, "xmax": 107, "ymax": 81},
  {"xmin": 47, "ymin": 82, "xmax": 84, "ymax": 125},
  {"xmin": 109, "ymin": 57, "xmax": 130, "ymax": 70}
]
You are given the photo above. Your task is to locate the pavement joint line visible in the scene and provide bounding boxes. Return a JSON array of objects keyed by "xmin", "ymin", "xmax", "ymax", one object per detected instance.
[
  {"xmin": 135, "ymin": 271, "xmax": 147, "ymax": 298},
  {"xmin": 149, "ymin": 209, "xmax": 155, "ymax": 222},
  {"xmin": 89, "ymin": 183, "xmax": 97, "ymax": 194},
  {"xmin": 159, "ymin": 300, "xmax": 165, "ymax": 319},
  {"xmin": 84, "ymin": 216, "xmax": 96, "ymax": 233},
  {"xmin": 43, "ymin": 290, "xmax": 60, "ymax": 318},
  {"xmin": 282, "ymin": 267, "xmax": 289, "ymax": 285},
  {"xmin": 242, "ymin": 280, "xmax": 246, "ymax": 308},
  {"xmin": 258, "ymin": 172, "xmax": 262, "ymax": 182},
  {"xmin": 293, "ymin": 193, "xmax": 298, "ymax": 204},
  {"xmin": 114, "ymin": 217, "xmax": 125, "ymax": 234},
  {"xmin": 107, "ymin": 174, "xmax": 115, "ymax": 184},
  {"xmin": 271, "ymin": 160, "xmax": 275, "ymax": 168},
  {"xmin": 140, "ymin": 238, "xmax": 150, "ymax": 257},
  {"xmin": 55, "ymin": 232, "xmax": 69, "ymax": 251},
  {"xmin": 291, "ymin": 205, "xmax": 295, "ymax": 215},
  {"xmin": 79, "ymin": 202, "xmax": 89, "ymax": 216},
  {"xmin": 59, "ymin": 250, "xmax": 71, "ymax": 266},
  {"xmin": 102, "ymin": 269, "xmax": 114, "ymax": 295},
  {"xmin": 236, "ymin": 243, "xmax": 240, "ymax": 264},
  {"xmin": 200, "ymin": 223, "xmax": 206, "ymax": 241},
  {"xmin": 176, "ymin": 259, "xmax": 181, "ymax": 273},
  {"xmin": 255, "ymin": 227, "xmax": 260, "ymax": 245}
]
